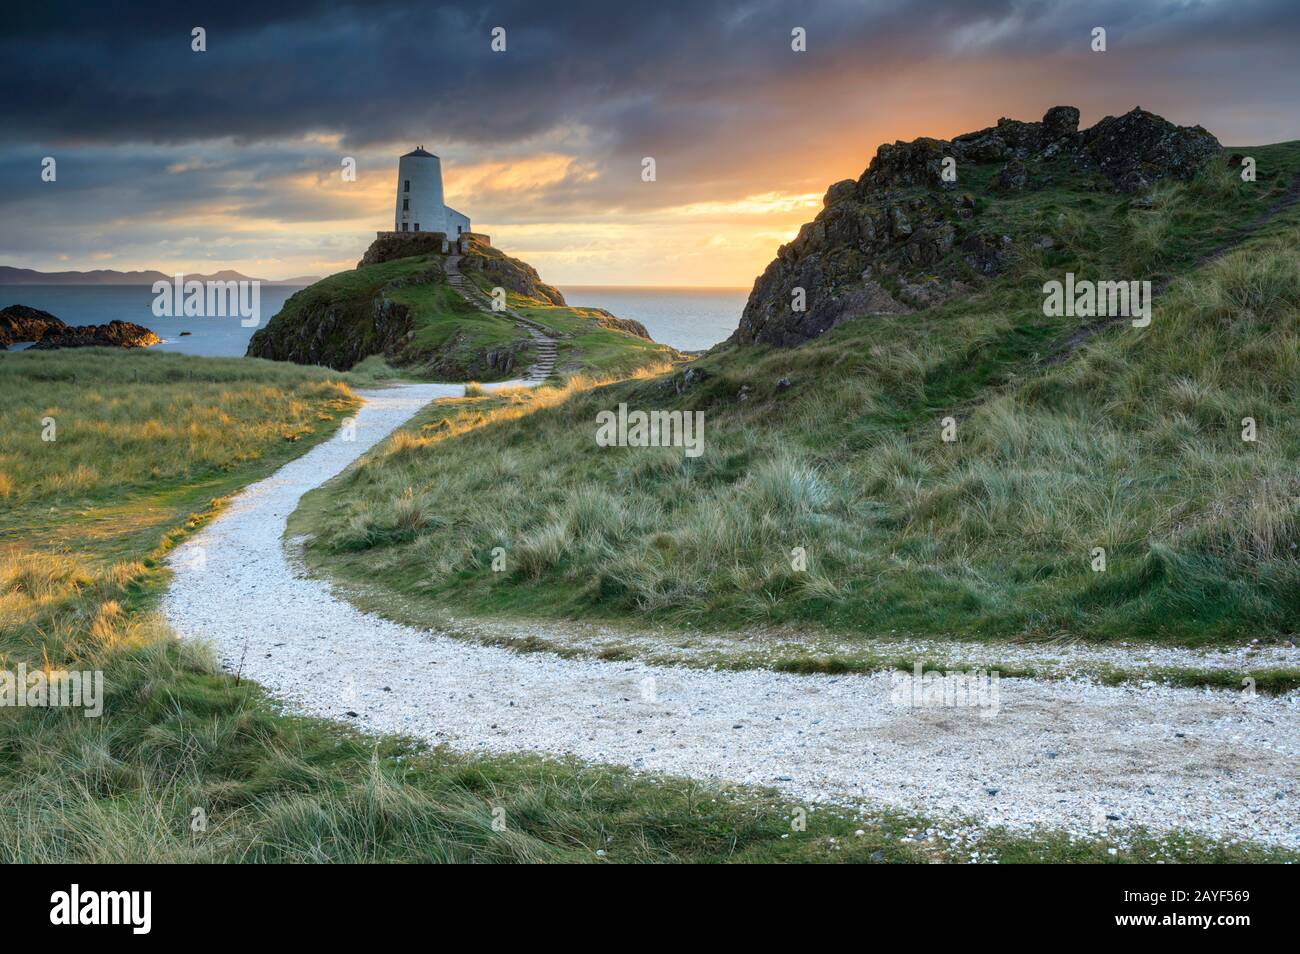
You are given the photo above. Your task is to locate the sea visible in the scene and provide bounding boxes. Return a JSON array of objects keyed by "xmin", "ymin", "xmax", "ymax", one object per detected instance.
[{"xmin": 2, "ymin": 284, "xmax": 747, "ymax": 357}]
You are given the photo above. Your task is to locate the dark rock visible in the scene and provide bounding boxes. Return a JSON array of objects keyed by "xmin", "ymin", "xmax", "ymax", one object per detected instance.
[
  {"xmin": 903, "ymin": 223, "xmax": 956, "ymax": 265},
  {"xmin": 357, "ymin": 232, "xmax": 449, "ymax": 267},
  {"xmin": 1042, "ymin": 105, "xmax": 1081, "ymax": 138},
  {"xmin": 676, "ymin": 365, "xmax": 710, "ymax": 394},
  {"xmin": 731, "ymin": 105, "xmax": 1221, "ymax": 348},
  {"xmin": 9, "ymin": 306, "xmax": 161, "ymax": 350},
  {"xmin": 823, "ymin": 179, "xmax": 857, "ymax": 206},
  {"xmin": 1, "ymin": 305, "xmax": 65, "ymax": 346},
  {"xmin": 960, "ymin": 233, "xmax": 1013, "ymax": 275},
  {"xmin": 888, "ymin": 206, "xmax": 913, "ymax": 239},
  {"xmin": 860, "ymin": 137, "xmax": 948, "ymax": 190},
  {"xmin": 776, "ymin": 377, "xmax": 792, "ymax": 391},
  {"xmin": 1077, "ymin": 107, "xmax": 1220, "ymax": 190},
  {"xmin": 1117, "ymin": 169, "xmax": 1152, "ymax": 194},
  {"xmin": 996, "ymin": 159, "xmax": 1030, "ymax": 192}
]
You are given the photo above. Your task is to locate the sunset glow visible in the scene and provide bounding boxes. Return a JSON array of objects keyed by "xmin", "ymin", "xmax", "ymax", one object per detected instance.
[{"xmin": 4, "ymin": 2, "xmax": 1299, "ymax": 285}]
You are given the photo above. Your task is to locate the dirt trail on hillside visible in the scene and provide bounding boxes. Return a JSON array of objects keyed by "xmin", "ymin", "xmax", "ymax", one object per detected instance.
[
  {"xmin": 443, "ymin": 254, "xmax": 557, "ymax": 381},
  {"xmin": 1046, "ymin": 171, "xmax": 1300, "ymax": 365},
  {"xmin": 164, "ymin": 384, "xmax": 1300, "ymax": 849}
]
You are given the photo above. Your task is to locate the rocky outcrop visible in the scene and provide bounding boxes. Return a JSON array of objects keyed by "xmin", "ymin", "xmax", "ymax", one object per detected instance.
[
  {"xmin": 246, "ymin": 268, "xmax": 432, "ymax": 370},
  {"xmin": 732, "ymin": 106, "xmax": 1222, "ymax": 348},
  {"xmin": 1076, "ymin": 108, "xmax": 1221, "ymax": 192},
  {"xmin": 579, "ymin": 307, "xmax": 652, "ymax": 340},
  {"xmin": 357, "ymin": 232, "xmax": 450, "ymax": 267},
  {"xmin": 0, "ymin": 304, "xmax": 64, "ymax": 346},
  {"xmin": 733, "ymin": 185, "xmax": 980, "ymax": 348},
  {"xmin": 1, "ymin": 304, "xmax": 159, "ymax": 350},
  {"xmin": 457, "ymin": 245, "xmax": 567, "ymax": 306},
  {"xmin": 421, "ymin": 336, "xmax": 534, "ymax": 381}
]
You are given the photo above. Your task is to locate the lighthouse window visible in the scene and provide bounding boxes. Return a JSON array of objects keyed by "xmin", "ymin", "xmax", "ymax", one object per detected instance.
[
  {"xmin": 403, "ymin": 180, "xmax": 410, "ymax": 193},
  {"xmin": 402, "ymin": 198, "xmax": 409, "ymax": 211},
  {"xmin": 414, "ymin": 223, "xmax": 420, "ymax": 231}
]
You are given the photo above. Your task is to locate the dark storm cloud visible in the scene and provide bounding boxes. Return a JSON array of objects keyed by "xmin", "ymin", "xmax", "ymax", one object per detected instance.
[
  {"xmin": 4, "ymin": 0, "xmax": 1295, "ymax": 151},
  {"xmin": 3, "ymin": 0, "xmax": 1300, "ymax": 275}
]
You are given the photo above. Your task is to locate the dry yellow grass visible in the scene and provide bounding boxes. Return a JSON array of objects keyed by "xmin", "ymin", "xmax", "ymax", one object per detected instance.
[{"xmin": 0, "ymin": 351, "xmax": 356, "ymax": 508}]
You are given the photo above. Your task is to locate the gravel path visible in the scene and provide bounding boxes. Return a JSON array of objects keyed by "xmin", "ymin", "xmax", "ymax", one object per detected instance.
[{"xmin": 164, "ymin": 384, "xmax": 1300, "ymax": 849}]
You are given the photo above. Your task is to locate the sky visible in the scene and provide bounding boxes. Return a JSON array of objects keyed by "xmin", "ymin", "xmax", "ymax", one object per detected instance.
[{"xmin": 3, "ymin": 0, "xmax": 1300, "ymax": 286}]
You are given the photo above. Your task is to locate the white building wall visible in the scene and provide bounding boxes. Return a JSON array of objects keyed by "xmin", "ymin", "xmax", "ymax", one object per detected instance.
[
  {"xmin": 393, "ymin": 150, "xmax": 471, "ymax": 236},
  {"xmin": 394, "ymin": 153, "xmax": 445, "ymax": 233},
  {"xmin": 445, "ymin": 206, "xmax": 471, "ymax": 236}
]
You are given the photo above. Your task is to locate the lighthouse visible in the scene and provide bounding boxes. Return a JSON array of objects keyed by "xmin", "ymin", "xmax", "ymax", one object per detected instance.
[{"xmin": 393, "ymin": 147, "xmax": 471, "ymax": 237}]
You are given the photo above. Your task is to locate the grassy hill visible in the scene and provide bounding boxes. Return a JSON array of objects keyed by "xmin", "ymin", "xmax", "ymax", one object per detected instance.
[
  {"xmin": 247, "ymin": 240, "xmax": 677, "ymax": 381},
  {"xmin": 292, "ymin": 140, "xmax": 1300, "ymax": 660}
]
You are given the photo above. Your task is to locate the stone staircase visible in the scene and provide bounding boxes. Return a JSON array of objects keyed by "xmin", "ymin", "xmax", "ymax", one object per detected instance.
[{"xmin": 443, "ymin": 254, "xmax": 557, "ymax": 383}]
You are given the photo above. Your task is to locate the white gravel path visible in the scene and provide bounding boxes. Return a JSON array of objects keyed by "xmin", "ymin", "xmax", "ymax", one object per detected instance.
[{"xmin": 164, "ymin": 384, "xmax": 1300, "ymax": 850}]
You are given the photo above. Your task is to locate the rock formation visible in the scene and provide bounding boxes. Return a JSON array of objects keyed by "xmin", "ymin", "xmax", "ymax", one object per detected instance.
[
  {"xmin": 0, "ymin": 304, "xmax": 160, "ymax": 349},
  {"xmin": 732, "ymin": 106, "xmax": 1222, "ymax": 348}
]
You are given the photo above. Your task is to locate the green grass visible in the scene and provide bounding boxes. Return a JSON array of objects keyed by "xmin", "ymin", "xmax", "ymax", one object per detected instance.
[
  {"xmin": 293, "ymin": 144, "xmax": 1300, "ymax": 656},
  {"xmin": 11, "ymin": 349, "xmax": 1269, "ymax": 862},
  {"xmin": 458, "ymin": 264, "xmax": 680, "ymax": 380},
  {"xmin": 516, "ymin": 300, "xmax": 681, "ymax": 378},
  {"xmin": 249, "ymin": 245, "xmax": 677, "ymax": 382},
  {"xmin": 390, "ymin": 279, "xmax": 524, "ymax": 353},
  {"xmin": 4, "ymin": 354, "xmax": 1289, "ymax": 863}
]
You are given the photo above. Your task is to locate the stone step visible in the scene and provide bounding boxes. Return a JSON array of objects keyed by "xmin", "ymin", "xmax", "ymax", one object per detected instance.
[{"xmin": 443, "ymin": 254, "xmax": 560, "ymax": 373}]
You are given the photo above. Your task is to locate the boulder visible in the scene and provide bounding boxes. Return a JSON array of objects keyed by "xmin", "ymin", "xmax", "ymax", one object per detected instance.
[
  {"xmin": 860, "ymin": 137, "xmax": 949, "ymax": 190},
  {"xmin": 1042, "ymin": 105, "xmax": 1081, "ymax": 138},
  {"xmin": 961, "ymin": 233, "xmax": 1013, "ymax": 275},
  {"xmin": 0, "ymin": 304, "xmax": 65, "ymax": 346},
  {"xmin": 996, "ymin": 159, "xmax": 1030, "ymax": 191},
  {"xmin": 1077, "ymin": 107, "xmax": 1220, "ymax": 189}
]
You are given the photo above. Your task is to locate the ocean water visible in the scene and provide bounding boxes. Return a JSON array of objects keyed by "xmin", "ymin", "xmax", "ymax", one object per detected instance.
[
  {"xmin": 1, "ymin": 285, "xmax": 305, "ymax": 357},
  {"xmin": 562, "ymin": 286, "xmax": 746, "ymax": 352},
  {"xmin": 2, "ymin": 283, "xmax": 747, "ymax": 357}
]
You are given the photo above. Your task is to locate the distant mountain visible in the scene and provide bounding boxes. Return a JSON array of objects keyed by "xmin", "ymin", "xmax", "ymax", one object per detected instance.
[{"xmin": 0, "ymin": 266, "xmax": 320, "ymax": 286}]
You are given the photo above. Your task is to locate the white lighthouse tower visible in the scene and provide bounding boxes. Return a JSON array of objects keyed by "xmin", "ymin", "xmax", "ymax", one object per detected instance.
[{"xmin": 393, "ymin": 147, "xmax": 471, "ymax": 238}]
